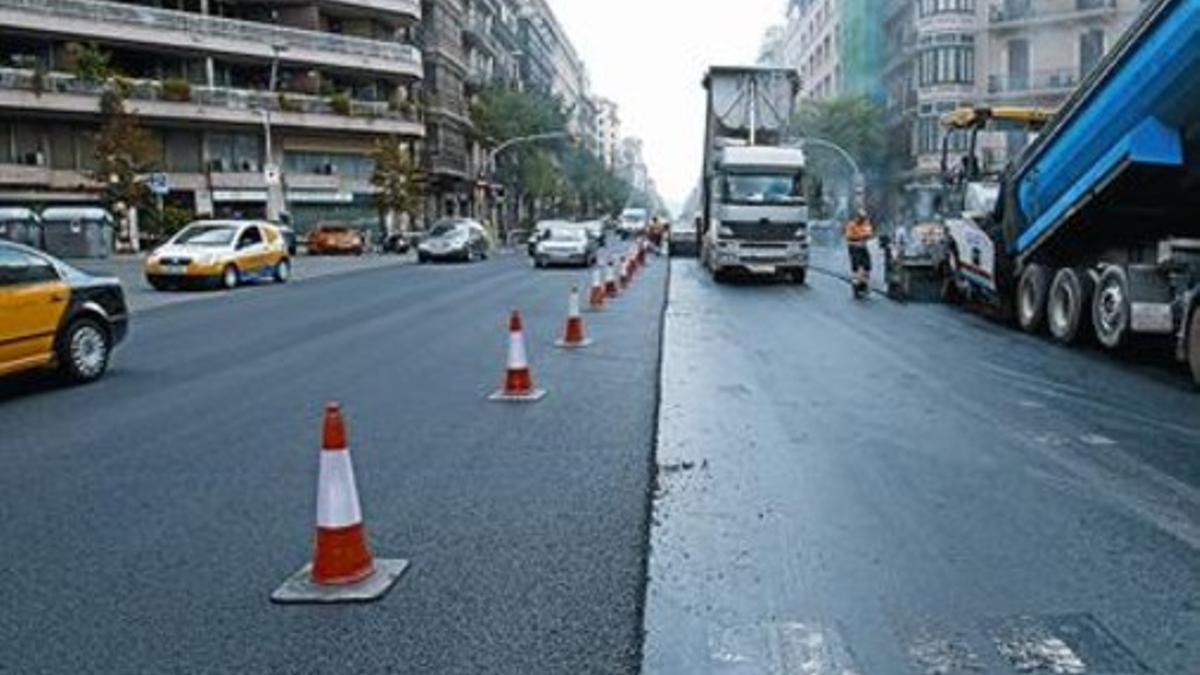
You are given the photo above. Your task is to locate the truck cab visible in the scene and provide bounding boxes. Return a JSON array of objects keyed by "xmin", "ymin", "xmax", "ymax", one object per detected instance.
[{"xmin": 701, "ymin": 145, "xmax": 809, "ymax": 282}]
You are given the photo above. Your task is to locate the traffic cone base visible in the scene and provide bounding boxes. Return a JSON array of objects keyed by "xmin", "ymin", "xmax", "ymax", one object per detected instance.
[
  {"xmin": 489, "ymin": 386, "xmax": 548, "ymax": 401},
  {"xmin": 271, "ymin": 558, "xmax": 409, "ymax": 605},
  {"xmin": 555, "ymin": 337, "xmax": 593, "ymax": 349}
]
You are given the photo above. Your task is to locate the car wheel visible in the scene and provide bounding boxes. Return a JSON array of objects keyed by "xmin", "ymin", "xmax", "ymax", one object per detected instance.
[
  {"xmin": 1188, "ymin": 305, "xmax": 1200, "ymax": 388},
  {"xmin": 1093, "ymin": 265, "xmax": 1130, "ymax": 350},
  {"xmin": 148, "ymin": 277, "xmax": 167, "ymax": 291},
  {"xmin": 222, "ymin": 264, "xmax": 239, "ymax": 290},
  {"xmin": 58, "ymin": 317, "xmax": 111, "ymax": 383},
  {"xmin": 418, "ymin": 253, "xmax": 428, "ymax": 264},
  {"xmin": 791, "ymin": 268, "xmax": 807, "ymax": 285},
  {"xmin": 274, "ymin": 258, "xmax": 291, "ymax": 284}
]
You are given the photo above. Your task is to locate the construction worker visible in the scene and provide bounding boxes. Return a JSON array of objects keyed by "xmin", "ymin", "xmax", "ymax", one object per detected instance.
[{"xmin": 844, "ymin": 209, "xmax": 875, "ymax": 296}]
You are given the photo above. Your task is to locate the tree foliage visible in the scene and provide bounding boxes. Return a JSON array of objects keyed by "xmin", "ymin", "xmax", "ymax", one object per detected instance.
[
  {"xmin": 794, "ymin": 95, "xmax": 888, "ymax": 216},
  {"xmin": 370, "ymin": 138, "xmax": 422, "ymax": 226},
  {"xmin": 92, "ymin": 88, "xmax": 159, "ymax": 215},
  {"xmin": 471, "ymin": 85, "xmax": 633, "ymax": 221}
]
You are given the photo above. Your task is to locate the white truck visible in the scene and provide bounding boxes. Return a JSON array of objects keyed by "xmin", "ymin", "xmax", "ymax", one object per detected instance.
[{"xmin": 698, "ymin": 66, "xmax": 809, "ymax": 283}]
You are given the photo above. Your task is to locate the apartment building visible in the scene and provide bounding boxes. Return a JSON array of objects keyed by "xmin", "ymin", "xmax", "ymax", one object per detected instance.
[
  {"xmin": 0, "ymin": 0, "xmax": 424, "ymax": 230},
  {"xmin": 420, "ymin": 0, "xmax": 474, "ymax": 220},
  {"xmin": 517, "ymin": 0, "xmax": 590, "ymax": 142},
  {"xmin": 779, "ymin": 0, "xmax": 843, "ymax": 99},
  {"xmin": 593, "ymin": 97, "xmax": 620, "ymax": 171},
  {"xmin": 882, "ymin": 0, "xmax": 1144, "ymax": 221}
]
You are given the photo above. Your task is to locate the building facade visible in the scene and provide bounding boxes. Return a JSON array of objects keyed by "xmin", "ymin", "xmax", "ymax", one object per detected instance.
[
  {"xmin": 0, "ymin": 0, "xmax": 424, "ymax": 232},
  {"xmin": 593, "ymin": 97, "xmax": 620, "ymax": 170},
  {"xmin": 778, "ymin": 0, "xmax": 844, "ymax": 99},
  {"xmin": 880, "ymin": 0, "xmax": 1145, "ymax": 222}
]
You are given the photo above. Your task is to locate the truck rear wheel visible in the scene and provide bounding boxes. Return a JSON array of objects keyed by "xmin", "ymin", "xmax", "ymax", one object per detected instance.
[
  {"xmin": 1092, "ymin": 265, "xmax": 1131, "ymax": 350},
  {"xmin": 1017, "ymin": 264, "xmax": 1051, "ymax": 333},
  {"xmin": 1047, "ymin": 267, "xmax": 1094, "ymax": 344},
  {"xmin": 1188, "ymin": 306, "xmax": 1200, "ymax": 387}
]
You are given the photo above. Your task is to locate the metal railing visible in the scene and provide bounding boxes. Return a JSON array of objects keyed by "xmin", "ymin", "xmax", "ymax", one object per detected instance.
[
  {"xmin": 0, "ymin": 67, "xmax": 423, "ymax": 123},
  {"xmin": 0, "ymin": 0, "xmax": 421, "ymax": 67},
  {"xmin": 987, "ymin": 68, "xmax": 1081, "ymax": 94},
  {"xmin": 989, "ymin": 0, "xmax": 1118, "ymax": 24}
]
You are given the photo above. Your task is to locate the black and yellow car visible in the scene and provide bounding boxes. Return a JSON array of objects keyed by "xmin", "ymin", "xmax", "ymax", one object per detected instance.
[{"xmin": 0, "ymin": 240, "xmax": 128, "ymax": 383}]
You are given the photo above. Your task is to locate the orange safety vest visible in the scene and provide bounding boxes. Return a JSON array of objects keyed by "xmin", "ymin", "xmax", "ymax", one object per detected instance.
[{"xmin": 845, "ymin": 218, "xmax": 874, "ymax": 244}]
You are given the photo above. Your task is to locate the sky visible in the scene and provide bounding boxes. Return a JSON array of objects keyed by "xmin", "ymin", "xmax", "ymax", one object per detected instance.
[{"xmin": 551, "ymin": 0, "xmax": 780, "ymax": 214}]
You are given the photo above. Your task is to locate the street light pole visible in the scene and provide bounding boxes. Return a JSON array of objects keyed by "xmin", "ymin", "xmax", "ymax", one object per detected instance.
[
  {"xmin": 790, "ymin": 137, "xmax": 866, "ymax": 213},
  {"xmin": 481, "ymin": 130, "xmax": 570, "ymax": 241},
  {"xmin": 263, "ymin": 43, "xmax": 288, "ymax": 222}
]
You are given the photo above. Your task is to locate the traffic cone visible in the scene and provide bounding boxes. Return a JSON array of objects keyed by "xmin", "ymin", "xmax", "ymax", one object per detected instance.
[
  {"xmin": 605, "ymin": 260, "xmax": 620, "ymax": 299},
  {"xmin": 271, "ymin": 402, "xmax": 409, "ymax": 604},
  {"xmin": 638, "ymin": 239, "xmax": 648, "ymax": 266},
  {"xmin": 620, "ymin": 256, "xmax": 631, "ymax": 289},
  {"xmin": 557, "ymin": 286, "xmax": 592, "ymax": 349},
  {"xmin": 489, "ymin": 310, "xmax": 546, "ymax": 401},
  {"xmin": 588, "ymin": 267, "xmax": 606, "ymax": 310}
]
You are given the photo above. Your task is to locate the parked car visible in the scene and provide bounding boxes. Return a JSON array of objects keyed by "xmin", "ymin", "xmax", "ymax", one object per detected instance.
[
  {"xmin": 618, "ymin": 208, "xmax": 649, "ymax": 239},
  {"xmin": 307, "ymin": 225, "xmax": 365, "ymax": 256},
  {"xmin": 144, "ymin": 220, "xmax": 291, "ymax": 290},
  {"xmin": 0, "ymin": 240, "xmax": 128, "ymax": 383},
  {"xmin": 417, "ymin": 219, "xmax": 491, "ymax": 263},
  {"xmin": 533, "ymin": 223, "xmax": 596, "ymax": 268},
  {"xmin": 383, "ymin": 232, "xmax": 413, "ymax": 254}
]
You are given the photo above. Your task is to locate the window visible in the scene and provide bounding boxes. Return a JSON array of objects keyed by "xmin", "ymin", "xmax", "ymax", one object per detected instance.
[
  {"xmin": 1080, "ymin": 29, "xmax": 1105, "ymax": 79},
  {"xmin": 0, "ymin": 247, "xmax": 58, "ymax": 286},
  {"xmin": 919, "ymin": 0, "xmax": 975, "ymax": 16},
  {"xmin": 237, "ymin": 226, "xmax": 263, "ymax": 249},
  {"xmin": 918, "ymin": 40, "xmax": 975, "ymax": 86}
]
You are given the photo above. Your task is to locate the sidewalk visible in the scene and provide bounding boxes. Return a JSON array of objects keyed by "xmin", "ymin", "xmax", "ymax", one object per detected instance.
[{"xmin": 68, "ymin": 253, "xmax": 415, "ymax": 314}]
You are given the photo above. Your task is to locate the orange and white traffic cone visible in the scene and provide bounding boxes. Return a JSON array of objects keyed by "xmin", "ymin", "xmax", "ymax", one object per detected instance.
[
  {"xmin": 638, "ymin": 239, "xmax": 648, "ymax": 266},
  {"xmin": 489, "ymin": 310, "xmax": 546, "ymax": 401},
  {"xmin": 556, "ymin": 286, "xmax": 592, "ymax": 349},
  {"xmin": 588, "ymin": 267, "xmax": 606, "ymax": 311},
  {"xmin": 271, "ymin": 402, "xmax": 409, "ymax": 604},
  {"xmin": 620, "ymin": 257, "xmax": 631, "ymax": 289},
  {"xmin": 605, "ymin": 260, "xmax": 620, "ymax": 299}
]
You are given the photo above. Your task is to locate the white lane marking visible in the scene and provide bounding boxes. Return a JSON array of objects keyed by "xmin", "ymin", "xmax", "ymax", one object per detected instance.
[{"xmin": 709, "ymin": 621, "xmax": 861, "ymax": 675}]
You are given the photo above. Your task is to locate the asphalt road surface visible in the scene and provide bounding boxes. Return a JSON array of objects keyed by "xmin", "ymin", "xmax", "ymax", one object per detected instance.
[
  {"xmin": 0, "ymin": 246, "xmax": 666, "ymax": 674},
  {"xmin": 644, "ymin": 256, "xmax": 1200, "ymax": 674}
]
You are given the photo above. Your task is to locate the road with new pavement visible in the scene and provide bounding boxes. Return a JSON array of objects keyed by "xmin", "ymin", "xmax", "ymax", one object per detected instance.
[
  {"xmin": 3, "ymin": 241, "xmax": 1199, "ymax": 674},
  {"xmin": 0, "ymin": 245, "xmax": 665, "ymax": 674}
]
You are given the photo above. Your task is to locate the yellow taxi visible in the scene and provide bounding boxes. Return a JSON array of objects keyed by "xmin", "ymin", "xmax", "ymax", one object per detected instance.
[
  {"xmin": 0, "ymin": 240, "xmax": 129, "ymax": 383},
  {"xmin": 144, "ymin": 220, "xmax": 291, "ymax": 291}
]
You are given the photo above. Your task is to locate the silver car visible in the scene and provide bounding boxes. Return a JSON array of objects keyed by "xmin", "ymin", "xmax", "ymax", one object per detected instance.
[
  {"xmin": 417, "ymin": 219, "xmax": 491, "ymax": 263},
  {"xmin": 533, "ymin": 224, "xmax": 596, "ymax": 268}
]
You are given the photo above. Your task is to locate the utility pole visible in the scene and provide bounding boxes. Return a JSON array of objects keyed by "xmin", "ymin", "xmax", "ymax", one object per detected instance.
[{"xmin": 262, "ymin": 43, "xmax": 288, "ymax": 222}]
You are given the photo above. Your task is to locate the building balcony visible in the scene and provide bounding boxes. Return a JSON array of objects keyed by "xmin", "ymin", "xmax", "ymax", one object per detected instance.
[
  {"xmin": 0, "ymin": 0, "xmax": 423, "ymax": 79},
  {"xmin": 0, "ymin": 68, "xmax": 425, "ymax": 137},
  {"xmin": 987, "ymin": 68, "xmax": 1081, "ymax": 98},
  {"xmin": 988, "ymin": 0, "xmax": 1119, "ymax": 29},
  {"xmin": 320, "ymin": 0, "xmax": 420, "ymax": 24}
]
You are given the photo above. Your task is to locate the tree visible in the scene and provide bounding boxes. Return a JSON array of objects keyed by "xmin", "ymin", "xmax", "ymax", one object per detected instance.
[
  {"xmin": 794, "ymin": 95, "xmax": 887, "ymax": 216},
  {"xmin": 92, "ymin": 88, "xmax": 159, "ymax": 219},
  {"xmin": 370, "ymin": 138, "xmax": 423, "ymax": 232}
]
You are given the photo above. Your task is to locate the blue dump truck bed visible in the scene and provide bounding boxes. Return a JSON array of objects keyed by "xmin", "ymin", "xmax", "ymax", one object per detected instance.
[{"xmin": 1009, "ymin": 0, "xmax": 1200, "ymax": 258}]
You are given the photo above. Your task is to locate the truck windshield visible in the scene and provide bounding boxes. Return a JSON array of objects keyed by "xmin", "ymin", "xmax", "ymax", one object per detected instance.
[{"xmin": 723, "ymin": 174, "xmax": 804, "ymax": 205}]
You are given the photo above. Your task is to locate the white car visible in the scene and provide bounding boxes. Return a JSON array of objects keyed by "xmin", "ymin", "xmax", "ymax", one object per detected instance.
[
  {"xmin": 533, "ymin": 224, "xmax": 596, "ymax": 268},
  {"xmin": 618, "ymin": 208, "xmax": 648, "ymax": 238}
]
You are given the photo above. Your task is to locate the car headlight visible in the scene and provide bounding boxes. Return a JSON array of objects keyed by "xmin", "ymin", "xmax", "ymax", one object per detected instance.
[
  {"xmin": 718, "ymin": 226, "xmax": 734, "ymax": 238},
  {"xmin": 794, "ymin": 227, "xmax": 807, "ymax": 238}
]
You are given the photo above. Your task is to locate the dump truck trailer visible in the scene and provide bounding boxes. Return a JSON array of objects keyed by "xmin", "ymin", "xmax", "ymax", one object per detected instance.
[{"xmin": 939, "ymin": 0, "xmax": 1200, "ymax": 385}]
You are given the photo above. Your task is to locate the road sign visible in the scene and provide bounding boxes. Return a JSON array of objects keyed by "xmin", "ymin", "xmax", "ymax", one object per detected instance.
[
  {"xmin": 264, "ymin": 163, "xmax": 281, "ymax": 186},
  {"xmin": 147, "ymin": 172, "xmax": 170, "ymax": 196}
]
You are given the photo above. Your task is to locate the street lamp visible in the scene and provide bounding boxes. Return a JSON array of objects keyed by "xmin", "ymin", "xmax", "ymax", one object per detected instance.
[
  {"xmin": 261, "ymin": 43, "xmax": 289, "ymax": 222},
  {"xmin": 480, "ymin": 130, "xmax": 571, "ymax": 240},
  {"xmin": 790, "ymin": 136, "xmax": 866, "ymax": 214}
]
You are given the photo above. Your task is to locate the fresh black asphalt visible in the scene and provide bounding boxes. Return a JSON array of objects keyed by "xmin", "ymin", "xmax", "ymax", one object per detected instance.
[{"xmin": 0, "ymin": 248, "xmax": 667, "ymax": 674}]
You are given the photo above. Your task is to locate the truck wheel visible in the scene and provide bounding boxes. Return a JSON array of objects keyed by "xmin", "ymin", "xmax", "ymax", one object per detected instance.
[
  {"xmin": 1092, "ymin": 265, "xmax": 1130, "ymax": 350},
  {"xmin": 791, "ymin": 268, "xmax": 807, "ymax": 285},
  {"xmin": 1016, "ymin": 264, "xmax": 1051, "ymax": 333},
  {"xmin": 1189, "ymin": 306, "xmax": 1200, "ymax": 387},
  {"xmin": 1047, "ymin": 267, "xmax": 1094, "ymax": 344}
]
